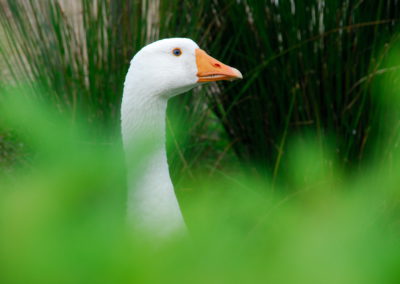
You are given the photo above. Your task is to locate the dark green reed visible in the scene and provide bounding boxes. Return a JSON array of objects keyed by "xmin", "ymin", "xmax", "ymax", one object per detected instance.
[
  {"xmin": 198, "ymin": 0, "xmax": 400, "ymax": 183},
  {"xmin": 0, "ymin": 0, "xmax": 146, "ymax": 130},
  {"xmin": 1, "ymin": 0, "xmax": 400, "ymax": 184}
]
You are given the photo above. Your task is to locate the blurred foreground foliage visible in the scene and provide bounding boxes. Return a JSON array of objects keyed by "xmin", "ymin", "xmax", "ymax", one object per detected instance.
[{"xmin": 0, "ymin": 79, "xmax": 400, "ymax": 283}]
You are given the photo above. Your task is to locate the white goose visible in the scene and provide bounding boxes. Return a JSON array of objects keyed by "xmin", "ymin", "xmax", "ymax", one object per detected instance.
[{"xmin": 121, "ymin": 38, "xmax": 242, "ymax": 236}]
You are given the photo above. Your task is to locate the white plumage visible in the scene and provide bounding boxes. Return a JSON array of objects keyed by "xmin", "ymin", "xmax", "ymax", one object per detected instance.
[{"xmin": 121, "ymin": 38, "xmax": 242, "ymax": 237}]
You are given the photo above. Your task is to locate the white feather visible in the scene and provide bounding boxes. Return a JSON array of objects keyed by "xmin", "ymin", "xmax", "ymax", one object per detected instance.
[{"xmin": 121, "ymin": 38, "xmax": 199, "ymax": 236}]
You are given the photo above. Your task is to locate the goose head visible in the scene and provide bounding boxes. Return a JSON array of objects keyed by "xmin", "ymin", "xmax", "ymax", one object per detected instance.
[
  {"xmin": 124, "ymin": 38, "xmax": 242, "ymax": 99},
  {"xmin": 122, "ymin": 38, "xmax": 242, "ymax": 236}
]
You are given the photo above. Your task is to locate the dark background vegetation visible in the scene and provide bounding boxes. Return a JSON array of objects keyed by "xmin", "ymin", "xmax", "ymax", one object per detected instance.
[{"xmin": 1, "ymin": 0, "xmax": 400, "ymax": 185}]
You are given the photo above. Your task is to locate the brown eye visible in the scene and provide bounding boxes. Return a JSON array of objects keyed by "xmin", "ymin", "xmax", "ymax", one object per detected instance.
[{"xmin": 172, "ymin": 48, "xmax": 182, "ymax": 56}]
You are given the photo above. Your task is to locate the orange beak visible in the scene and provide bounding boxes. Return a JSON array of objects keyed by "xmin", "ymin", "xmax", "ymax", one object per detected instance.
[{"xmin": 196, "ymin": 49, "xmax": 242, "ymax": 83}]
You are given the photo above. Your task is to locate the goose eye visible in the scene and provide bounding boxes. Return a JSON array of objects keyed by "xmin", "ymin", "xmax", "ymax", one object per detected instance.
[{"xmin": 172, "ymin": 48, "xmax": 182, "ymax": 56}]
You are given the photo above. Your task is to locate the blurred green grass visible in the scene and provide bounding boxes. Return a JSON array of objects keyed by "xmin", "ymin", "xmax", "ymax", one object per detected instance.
[{"xmin": 1, "ymin": 87, "xmax": 400, "ymax": 284}]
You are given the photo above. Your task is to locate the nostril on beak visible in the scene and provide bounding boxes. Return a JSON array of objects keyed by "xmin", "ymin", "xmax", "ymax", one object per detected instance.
[{"xmin": 214, "ymin": 63, "xmax": 221, "ymax": 68}]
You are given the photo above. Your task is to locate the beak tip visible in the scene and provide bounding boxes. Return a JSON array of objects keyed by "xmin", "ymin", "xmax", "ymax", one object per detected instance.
[{"xmin": 232, "ymin": 68, "xmax": 243, "ymax": 80}]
